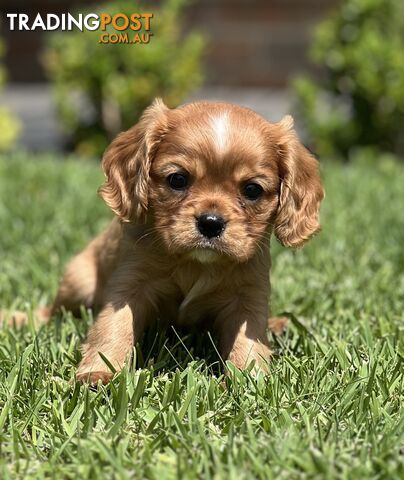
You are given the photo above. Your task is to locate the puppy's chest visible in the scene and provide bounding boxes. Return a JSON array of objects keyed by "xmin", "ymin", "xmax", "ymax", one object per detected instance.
[{"xmin": 168, "ymin": 269, "xmax": 224, "ymax": 325}]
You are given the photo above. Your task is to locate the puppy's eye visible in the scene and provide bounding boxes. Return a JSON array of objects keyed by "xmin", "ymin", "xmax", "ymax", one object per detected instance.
[
  {"xmin": 167, "ymin": 172, "xmax": 189, "ymax": 191},
  {"xmin": 242, "ymin": 182, "xmax": 264, "ymax": 201}
]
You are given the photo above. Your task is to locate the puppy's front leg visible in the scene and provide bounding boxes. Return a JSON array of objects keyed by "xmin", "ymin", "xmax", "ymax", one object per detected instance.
[
  {"xmin": 217, "ymin": 298, "xmax": 271, "ymax": 372},
  {"xmin": 76, "ymin": 298, "xmax": 147, "ymax": 384}
]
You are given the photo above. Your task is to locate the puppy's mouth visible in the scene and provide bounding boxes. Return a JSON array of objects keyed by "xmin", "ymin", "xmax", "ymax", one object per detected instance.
[
  {"xmin": 188, "ymin": 247, "xmax": 221, "ymax": 263},
  {"xmin": 187, "ymin": 237, "xmax": 229, "ymax": 263}
]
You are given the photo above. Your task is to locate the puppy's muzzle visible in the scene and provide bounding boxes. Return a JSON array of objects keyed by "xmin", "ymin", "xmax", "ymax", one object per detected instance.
[{"xmin": 197, "ymin": 213, "xmax": 225, "ymax": 239}]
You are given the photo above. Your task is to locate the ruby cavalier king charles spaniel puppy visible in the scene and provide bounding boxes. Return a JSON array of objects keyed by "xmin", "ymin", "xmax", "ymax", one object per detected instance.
[{"xmin": 7, "ymin": 99, "xmax": 324, "ymax": 383}]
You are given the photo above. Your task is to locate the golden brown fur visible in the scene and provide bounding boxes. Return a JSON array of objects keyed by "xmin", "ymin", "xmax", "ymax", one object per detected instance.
[{"xmin": 3, "ymin": 99, "xmax": 324, "ymax": 383}]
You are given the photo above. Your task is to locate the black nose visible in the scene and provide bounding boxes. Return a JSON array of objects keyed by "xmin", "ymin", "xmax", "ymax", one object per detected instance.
[{"xmin": 197, "ymin": 213, "xmax": 225, "ymax": 239}]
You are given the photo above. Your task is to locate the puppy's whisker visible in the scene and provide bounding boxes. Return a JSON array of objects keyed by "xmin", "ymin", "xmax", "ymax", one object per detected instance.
[
  {"xmin": 132, "ymin": 225, "xmax": 165, "ymax": 249},
  {"xmin": 254, "ymin": 233, "xmax": 271, "ymax": 257}
]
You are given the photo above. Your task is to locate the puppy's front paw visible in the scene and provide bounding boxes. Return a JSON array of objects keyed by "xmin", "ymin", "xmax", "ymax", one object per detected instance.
[
  {"xmin": 228, "ymin": 341, "xmax": 272, "ymax": 373},
  {"xmin": 76, "ymin": 348, "xmax": 119, "ymax": 385},
  {"xmin": 75, "ymin": 369, "xmax": 114, "ymax": 385}
]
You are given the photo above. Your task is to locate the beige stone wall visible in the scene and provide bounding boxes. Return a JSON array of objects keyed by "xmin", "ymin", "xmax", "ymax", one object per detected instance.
[
  {"xmin": 185, "ymin": 0, "xmax": 338, "ymax": 86},
  {"xmin": 0, "ymin": 0, "xmax": 338, "ymax": 86}
]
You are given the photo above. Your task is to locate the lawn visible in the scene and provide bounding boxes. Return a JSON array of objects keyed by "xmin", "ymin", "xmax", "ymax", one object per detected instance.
[{"xmin": 0, "ymin": 153, "xmax": 403, "ymax": 479}]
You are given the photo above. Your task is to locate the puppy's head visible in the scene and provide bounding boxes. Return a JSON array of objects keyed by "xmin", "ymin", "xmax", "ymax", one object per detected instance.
[{"xmin": 100, "ymin": 99, "xmax": 324, "ymax": 262}]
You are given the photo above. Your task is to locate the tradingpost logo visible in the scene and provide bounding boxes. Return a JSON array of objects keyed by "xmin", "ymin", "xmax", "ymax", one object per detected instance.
[{"xmin": 5, "ymin": 12, "xmax": 154, "ymax": 44}]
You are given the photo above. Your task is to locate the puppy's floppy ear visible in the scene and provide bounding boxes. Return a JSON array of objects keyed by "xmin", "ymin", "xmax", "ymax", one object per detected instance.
[
  {"xmin": 99, "ymin": 98, "xmax": 169, "ymax": 222},
  {"xmin": 273, "ymin": 115, "xmax": 325, "ymax": 248}
]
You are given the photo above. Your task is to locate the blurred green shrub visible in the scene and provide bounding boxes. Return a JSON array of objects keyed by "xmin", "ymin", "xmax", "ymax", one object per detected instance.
[
  {"xmin": 44, "ymin": 0, "xmax": 205, "ymax": 156},
  {"xmin": 0, "ymin": 38, "xmax": 20, "ymax": 152},
  {"xmin": 294, "ymin": 0, "xmax": 404, "ymax": 159}
]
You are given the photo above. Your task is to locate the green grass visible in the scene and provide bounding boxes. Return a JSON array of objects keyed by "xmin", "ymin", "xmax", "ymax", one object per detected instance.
[{"xmin": 0, "ymin": 153, "xmax": 403, "ymax": 479}]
